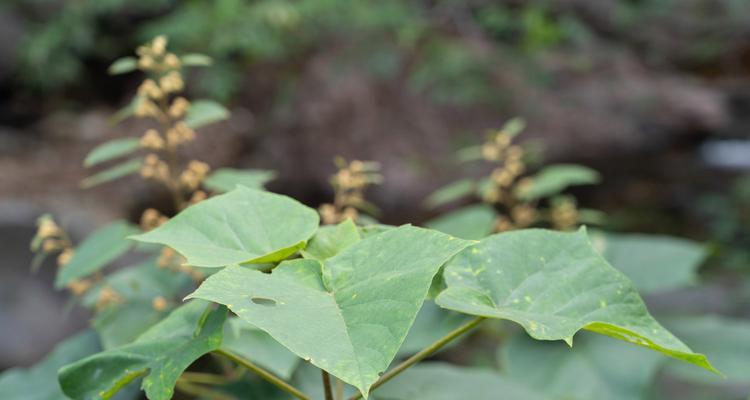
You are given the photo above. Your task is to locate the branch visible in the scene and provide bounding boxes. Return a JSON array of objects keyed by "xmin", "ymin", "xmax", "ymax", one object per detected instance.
[
  {"xmin": 214, "ymin": 349, "xmax": 311, "ymax": 400},
  {"xmin": 322, "ymin": 370, "xmax": 334, "ymax": 400}
]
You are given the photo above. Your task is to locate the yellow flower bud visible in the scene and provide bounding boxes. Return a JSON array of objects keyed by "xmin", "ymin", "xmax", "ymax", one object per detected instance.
[
  {"xmin": 67, "ymin": 279, "xmax": 92, "ymax": 296},
  {"xmin": 163, "ymin": 53, "xmax": 181, "ymax": 69},
  {"xmin": 152, "ymin": 296, "xmax": 168, "ymax": 311},
  {"xmin": 57, "ymin": 248, "xmax": 74, "ymax": 267},
  {"xmin": 168, "ymin": 97, "xmax": 190, "ymax": 118},
  {"xmin": 140, "ymin": 129, "xmax": 164, "ymax": 150},
  {"xmin": 159, "ymin": 71, "xmax": 184, "ymax": 93},
  {"xmin": 151, "ymin": 35, "xmax": 168, "ymax": 56}
]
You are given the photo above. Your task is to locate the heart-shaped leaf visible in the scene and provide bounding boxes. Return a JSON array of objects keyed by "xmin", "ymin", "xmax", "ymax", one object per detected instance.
[
  {"xmin": 58, "ymin": 301, "xmax": 227, "ymax": 400},
  {"xmin": 56, "ymin": 221, "xmax": 139, "ymax": 288},
  {"xmin": 131, "ymin": 186, "xmax": 320, "ymax": 267},
  {"xmin": 435, "ymin": 228, "xmax": 715, "ymax": 372},
  {"xmin": 301, "ymin": 218, "xmax": 361, "ymax": 261},
  {"xmin": 187, "ymin": 225, "xmax": 472, "ymax": 398}
]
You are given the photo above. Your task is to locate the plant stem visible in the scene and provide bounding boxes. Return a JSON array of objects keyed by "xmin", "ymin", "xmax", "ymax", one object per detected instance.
[
  {"xmin": 175, "ymin": 380, "xmax": 232, "ymax": 400},
  {"xmin": 335, "ymin": 378, "xmax": 344, "ymax": 400},
  {"xmin": 322, "ymin": 370, "xmax": 334, "ymax": 400},
  {"xmin": 214, "ymin": 349, "xmax": 311, "ymax": 400},
  {"xmin": 180, "ymin": 371, "xmax": 229, "ymax": 385},
  {"xmin": 347, "ymin": 316, "xmax": 485, "ymax": 400}
]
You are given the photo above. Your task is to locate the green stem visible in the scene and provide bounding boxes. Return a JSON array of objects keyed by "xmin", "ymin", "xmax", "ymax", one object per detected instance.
[
  {"xmin": 348, "ymin": 316, "xmax": 485, "ymax": 400},
  {"xmin": 322, "ymin": 370, "xmax": 334, "ymax": 400},
  {"xmin": 175, "ymin": 380, "xmax": 232, "ymax": 400},
  {"xmin": 335, "ymin": 378, "xmax": 344, "ymax": 400},
  {"xmin": 214, "ymin": 349, "xmax": 311, "ymax": 400},
  {"xmin": 180, "ymin": 371, "xmax": 229, "ymax": 385}
]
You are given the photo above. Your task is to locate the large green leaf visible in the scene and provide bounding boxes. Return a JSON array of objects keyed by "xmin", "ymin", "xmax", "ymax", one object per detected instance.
[
  {"xmin": 0, "ymin": 330, "xmax": 100, "ymax": 400},
  {"xmin": 184, "ymin": 100, "xmax": 229, "ymax": 129},
  {"xmin": 84, "ymin": 138, "xmax": 141, "ymax": 167},
  {"xmin": 202, "ymin": 168, "xmax": 276, "ymax": 193},
  {"xmin": 55, "ymin": 221, "xmax": 139, "ymax": 289},
  {"xmin": 423, "ymin": 179, "xmax": 476, "ymax": 209},
  {"xmin": 425, "ymin": 204, "xmax": 496, "ymax": 240},
  {"xmin": 187, "ymin": 225, "xmax": 472, "ymax": 398},
  {"xmin": 59, "ymin": 301, "xmax": 227, "ymax": 400},
  {"xmin": 518, "ymin": 164, "xmax": 600, "ymax": 201},
  {"xmin": 222, "ymin": 318, "xmax": 301, "ymax": 380},
  {"xmin": 591, "ymin": 232, "xmax": 706, "ymax": 294},
  {"xmin": 301, "ymin": 218, "xmax": 361, "ymax": 261},
  {"xmin": 501, "ymin": 331, "xmax": 662, "ymax": 400},
  {"xmin": 435, "ymin": 228, "xmax": 715, "ymax": 372},
  {"xmin": 373, "ymin": 363, "xmax": 547, "ymax": 400},
  {"xmin": 81, "ymin": 158, "xmax": 143, "ymax": 189},
  {"xmin": 131, "ymin": 186, "xmax": 320, "ymax": 267},
  {"xmin": 662, "ymin": 315, "xmax": 750, "ymax": 385}
]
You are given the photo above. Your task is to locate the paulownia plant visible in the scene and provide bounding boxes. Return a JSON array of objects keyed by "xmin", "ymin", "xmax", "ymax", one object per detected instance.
[{"xmin": 0, "ymin": 37, "xmax": 720, "ymax": 400}]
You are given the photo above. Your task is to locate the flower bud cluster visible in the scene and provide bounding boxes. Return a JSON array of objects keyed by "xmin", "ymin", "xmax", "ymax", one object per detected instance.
[{"xmin": 319, "ymin": 158, "xmax": 382, "ymax": 225}]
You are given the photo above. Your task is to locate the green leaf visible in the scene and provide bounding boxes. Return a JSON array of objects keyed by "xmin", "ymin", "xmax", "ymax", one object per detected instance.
[
  {"xmin": 424, "ymin": 179, "xmax": 476, "ymax": 208},
  {"xmin": 131, "ymin": 186, "xmax": 320, "ymax": 267},
  {"xmin": 425, "ymin": 204, "xmax": 496, "ymax": 240},
  {"xmin": 455, "ymin": 145, "xmax": 483, "ymax": 163},
  {"xmin": 373, "ymin": 363, "xmax": 547, "ymax": 400},
  {"xmin": 80, "ymin": 158, "xmax": 143, "ymax": 189},
  {"xmin": 108, "ymin": 57, "xmax": 138, "ymax": 75},
  {"xmin": 59, "ymin": 301, "xmax": 227, "ymax": 400},
  {"xmin": 301, "ymin": 219, "xmax": 361, "ymax": 261},
  {"xmin": 187, "ymin": 225, "xmax": 472, "ymax": 398},
  {"xmin": 222, "ymin": 318, "xmax": 301, "ymax": 380},
  {"xmin": 81, "ymin": 259, "xmax": 193, "ymax": 308},
  {"xmin": 184, "ymin": 100, "xmax": 229, "ymax": 129},
  {"xmin": 501, "ymin": 331, "xmax": 662, "ymax": 400},
  {"xmin": 0, "ymin": 330, "xmax": 100, "ymax": 400},
  {"xmin": 518, "ymin": 164, "xmax": 600, "ymax": 200},
  {"xmin": 435, "ymin": 228, "xmax": 716, "ymax": 372},
  {"xmin": 398, "ymin": 301, "xmax": 470, "ymax": 357},
  {"xmin": 501, "ymin": 117, "xmax": 526, "ymax": 137},
  {"xmin": 110, "ymin": 96, "xmax": 144, "ymax": 126},
  {"xmin": 662, "ymin": 315, "xmax": 750, "ymax": 385},
  {"xmin": 591, "ymin": 232, "xmax": 707, "ymax": 294},
  {"xmin": 181, "ymin": 53, "xmax": 213, "ymax": 66},
  {"xmin": 202, "ymin": 168, "xmax": 276, "ymax": 193},
  {"xmin": 93, "ymin": 302, "xmax": 170, "ymax": 350},
  {"xmin": 84, "ymin": 138, "xmax": 141, "ymax": 167},
  {"xmin": 55, "ymin": 221, "xmax": 139, "ymax": 288}
]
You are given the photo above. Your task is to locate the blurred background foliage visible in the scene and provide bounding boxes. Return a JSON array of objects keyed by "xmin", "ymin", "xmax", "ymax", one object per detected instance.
[{"xmin": 2, "ymin": 0, "xmax": 750, "ymax": 399}]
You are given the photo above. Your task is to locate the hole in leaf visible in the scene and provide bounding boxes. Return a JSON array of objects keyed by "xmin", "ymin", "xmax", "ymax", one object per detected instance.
[{"xmin": 250, "ymin": 297, "xmax": 277, "ymax": 306}]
